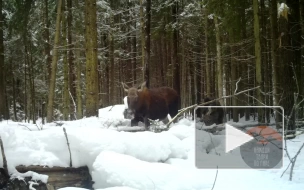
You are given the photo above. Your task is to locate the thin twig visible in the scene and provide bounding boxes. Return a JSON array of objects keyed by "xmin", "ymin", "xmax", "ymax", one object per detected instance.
[
  {"xmin": 35, "ymin": 123, "xmax": 42, "ymax": 131},
  {"xmin": 109, "ymin": 105, "xmax": 115, "ymax": 111},
  {"xmin": 18, "ymin": 124, "xmax": 32, "ymax": 131},
  {"xmin": 63, "ymin": 127, "xmax": 72, "ymax": 167}
]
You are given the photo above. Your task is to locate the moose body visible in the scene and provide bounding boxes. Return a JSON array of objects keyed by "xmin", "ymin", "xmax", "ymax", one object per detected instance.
[{"xmin": 122, "ymin": 82, "xmax": 180, "ymax": 129}]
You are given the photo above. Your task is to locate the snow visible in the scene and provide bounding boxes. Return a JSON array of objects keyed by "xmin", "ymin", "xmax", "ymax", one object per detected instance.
[
  {"xmin": 0, "ymin": 103, "xmax": 304, "ymax": 190},
  {"xmin": 123, "ymin": 96, "xmax": 128, "ymax": 109},
  {"xmin": 278, "ymin": 3, "xmax": 289, "ymax": 17}
]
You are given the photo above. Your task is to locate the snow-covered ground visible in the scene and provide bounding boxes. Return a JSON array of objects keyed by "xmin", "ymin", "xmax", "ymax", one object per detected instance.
[{"xmin": 0, "ymin": 103, "xmax": 304, "ymax": 190}]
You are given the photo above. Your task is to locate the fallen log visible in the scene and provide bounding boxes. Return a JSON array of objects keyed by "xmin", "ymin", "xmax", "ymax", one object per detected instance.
[
  {"xmin": 115, "ymin": 126, "xmax": 168, "ymax": 133},
  {"xmin": 116, "ymin": 126, "xmax": 146, "ymax": 132},
  {"xmin": 3, "ymin": 165, "xmax": 94, "ymax": 190}
]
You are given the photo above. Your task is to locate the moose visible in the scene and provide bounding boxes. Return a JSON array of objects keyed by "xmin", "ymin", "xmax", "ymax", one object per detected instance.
[
  {"xmin": 200, "ymin": 97, "xmax": 225, "ymax": 126},
  {"xmin": 122, "ymin": 81, "xmax": 180, "ymax": 130}
]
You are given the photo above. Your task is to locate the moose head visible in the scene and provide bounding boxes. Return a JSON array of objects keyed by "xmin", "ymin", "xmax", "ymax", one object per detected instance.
[{"xmin": 121, "ymin": 81, "xmax": 147, "ymax": 111}]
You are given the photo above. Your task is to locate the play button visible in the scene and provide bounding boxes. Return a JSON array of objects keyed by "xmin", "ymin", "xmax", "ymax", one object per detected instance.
[{"xmin": 225, "ymin": 123, "xmax": 254, "ymax": 153}]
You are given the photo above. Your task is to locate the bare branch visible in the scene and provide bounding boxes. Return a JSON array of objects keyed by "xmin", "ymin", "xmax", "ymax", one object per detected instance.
[
  {"xmin": 166, "ymin": 86, "xmax": 261, "ymax": 128},
  {"xmin": 234, "ymin": 77, "xmax": 241, "ymax": 94},
  {"xmin": 18, "ymin": 124, "xmax": 32, "ymax": 131}
]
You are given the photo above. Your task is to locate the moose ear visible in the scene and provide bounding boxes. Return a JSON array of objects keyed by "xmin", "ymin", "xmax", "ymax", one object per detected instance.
[{"xmin": 121, "ymin": 82, "xmax": 129, "ymax": 93}]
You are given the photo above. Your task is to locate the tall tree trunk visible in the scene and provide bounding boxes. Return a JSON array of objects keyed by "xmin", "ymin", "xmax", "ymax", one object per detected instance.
[
  {"xmin": 67, "ymin": 0, "xmax": 76, "ymax": 120},
  {"xmin": 62, "ymin": 0, "xmax": 70, "ymax": 121},
  {"xmin": 214, "ymin": 16, "xmax": 223, "ymax": 105},
  {"xmin": 85, "ymin": 0, "xmax": 99, "ymax": 117},
  {"xmin": 230, "ymin": 29, "xmax": 239, "ymax": 122},
  {"xmin": 144, "ymin": 0, "xmax": 151, "ymax": 87},
  {"xmin": 253, "ymin": 0, "xmax": 265, "ymax": 123},
  {"xmin": 162, "ymin": 28, "xmax": 168, "ymax": 85},
  {"xmin": 12, "ymin": 73, "xmax": 17, "ymax": 121},
  {"xmin": 109, "ymin": 0, "xmax": 115, "ymax": 105},
  {"xmin": 181, "ymin": 36, "xmax": 186, "ymax": 108},
  {"xmin": 44, "ymin": 0, "xmax": 52, "ymax": 87},
  {"xmin": 0, "ymin": 0, "xmax": 7, "ymax": 120},
  {"xmin": 46, "ymin": 0, "xmax": 63, "ymax": 122},
  {"xmin": 159, "ymin": 38, "xmax": 165, "ymax": 86},
  {"xmin": 103, "ymin": 34, "xmax": 110, "ymax": 107},
  {"xmin": 196, "ymin": 41, "xmax": 202, "ymax": 117},
  {"xmin": 237, "ymin": 0, "xmax": 246, "ymax": 119},
  {"xmin": 24, "ymin": 54, "xmax": 27, "ymax": 122},
  {"xmin": 139, "ymin": 0, "xmax": 145, "ymax": 82},
  {"xmin": 277, "ymin": 1, "xmax": 296, "ymax": 134},
  {"xmin": 287, "ymin": 0, "xmax": 301, "ymax": 122},
  {"xmin": 132, "ymin": 21, "xmax": 137, "ymax": 86},
  {"xmin": 109, "ymin": 30, "xmax": 114, "ymax": 105},
  {"xmin": 126, "ymin": 4, "xmax": 132, "ymax": 84},
  {"xmin": 29, "ymin": 43, "xmax": 36, "ymax": 124},
  {"xmin": 261, "ymin": 0, "xmax": 270, "ymax": 122},
  {"xmin": 270, "ymin": 0, "xmax": 279, "ymax": 122},
  {"xmin": 172, "ymin": 0, "xmax": 181, "ymax": 109},
  {"xmin": 75, "ymin": 45, "xmax": 83, "ymax": 119},
  {"xmin": 204, "ymin": 8, "xmax": 211, "ymax": 98},
  {"xmin": 75, "ymin": 0, "xmax": 83, "ymax": 119},
  {"xmin": 43, "ymin": 0, "xmax": 51, "ymax": 121}
]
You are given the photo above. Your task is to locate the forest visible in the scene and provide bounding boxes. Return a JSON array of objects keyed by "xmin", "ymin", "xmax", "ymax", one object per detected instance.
[{"xmin": 0, "ymin": 0, "xmax": 303, "ymax": 134}]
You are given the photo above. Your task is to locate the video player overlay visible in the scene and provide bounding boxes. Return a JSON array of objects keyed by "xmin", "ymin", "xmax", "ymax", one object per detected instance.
[{"xmin": 194, "ymin": 106, "xmax": 284, "ymax": 169}]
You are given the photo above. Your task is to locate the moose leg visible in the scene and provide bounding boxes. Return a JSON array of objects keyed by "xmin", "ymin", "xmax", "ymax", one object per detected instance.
[
  {"xmin": 143, "ymin": 117, "xmax": 150, "ymax": 130},
  {"xmin": 130, "ymin": 115, "xmax": 142, "ymax": 126},
  {"xmin": 130, "ymin": 118, "xmax": 139, "ymax": 126}
]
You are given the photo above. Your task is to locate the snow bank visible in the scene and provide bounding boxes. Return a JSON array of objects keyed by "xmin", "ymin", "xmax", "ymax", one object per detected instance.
[
  {"xmin": 1, "ymin": 103, "xmax": 304, "ymax": 190},
  {"xmin": 69, "ymin": 128, "xmax": 187, "ymax": 164},
  {"xmin": 98, "ymin": 105, "xmax": 126, "ymax": 120},
  {"xmin": 167, "ymin": 120, "xmax": 194, "ymax": 140},
  {"xmin": 91, "ymin": 150, "xmax": 214, "ymax": 190},
  {"xmin": 0, "ymin": 123, "xmax": 187, "ymax": 176}
]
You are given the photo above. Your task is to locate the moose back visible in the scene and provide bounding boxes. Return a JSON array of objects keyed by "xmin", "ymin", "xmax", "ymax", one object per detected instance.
[{"xmin": 122, "ymin": 81, "xmax": 180, "ymax": 129}]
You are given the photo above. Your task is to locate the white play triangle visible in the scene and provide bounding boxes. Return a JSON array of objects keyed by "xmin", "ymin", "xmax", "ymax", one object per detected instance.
[{"xmin": 225, "ymin": 123, "xmax": 254, "ymax": 153}]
